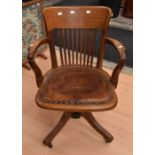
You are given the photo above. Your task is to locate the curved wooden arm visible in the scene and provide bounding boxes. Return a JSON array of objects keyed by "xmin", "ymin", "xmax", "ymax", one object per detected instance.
[
  {"xmin": 105, "ymin": 37, "xmax": 126, "ymax": 88},
  {"xmin": 22, "ymin": 0, "xmax": 43, "ymax": 8},
  {"xmin": 27, "ymin": 38, "xmax": 49, "ymax": 87}
]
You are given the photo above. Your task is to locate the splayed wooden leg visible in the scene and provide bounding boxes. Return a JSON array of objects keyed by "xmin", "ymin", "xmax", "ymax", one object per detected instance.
[
  {"xmin": 43, "ymin": 112, "xmax": 71, "ymax": 148},
  {"xmin": 81, "ymin": 112, "xmax": 113, "ymax": 143}
]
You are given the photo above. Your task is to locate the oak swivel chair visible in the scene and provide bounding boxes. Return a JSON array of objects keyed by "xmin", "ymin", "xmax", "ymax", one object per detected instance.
[{"xmin": 27, "ymin": 6, "xmax": 126, "ymax": 148}]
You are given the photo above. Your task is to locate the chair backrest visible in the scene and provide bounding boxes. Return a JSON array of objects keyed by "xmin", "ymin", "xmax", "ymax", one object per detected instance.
[{"xmin": 42, "ymin": 6, "xmax": 112, "ymax": 68}]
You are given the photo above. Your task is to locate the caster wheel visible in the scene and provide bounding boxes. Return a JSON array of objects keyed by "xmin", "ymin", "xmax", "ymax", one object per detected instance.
[
  {"xmin": 43, "ymin": 141, "xmax": 53, "ymax": 148},
  {"xmin": 48, "ymin": 143, "xmax": 53, "ymax": 148},
  {"xmin": 105, "ymin": 139, "xmax": 111, "ymax": 143},
  {"xmin": 105, "ymin": 137, "xmax": 113, "ymax": 143}
]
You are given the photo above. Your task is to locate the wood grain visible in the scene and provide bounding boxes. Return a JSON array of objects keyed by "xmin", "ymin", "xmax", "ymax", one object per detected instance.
[
  {"xmin": 22, "ymin": 0, "xmax": 43, "ymax": 8},
  {"xmin": 36, "ymin": 65, "xmax": 117, "ymax": 112},
  {"xmin": 26, "ymin": 6, "xmax": 127, "ymax": 150},
  {"xmin": 28, "ymin": 6, "xmax": 125, "ymax": 90},
  {"xmin": 23, "ymin": 49, "xmax": 132, "ymax": 155}
]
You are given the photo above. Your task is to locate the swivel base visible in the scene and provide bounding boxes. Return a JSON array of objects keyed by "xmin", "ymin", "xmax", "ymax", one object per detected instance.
[{"xmin": 43, "ymin": 112, "xmax": 113, "ymax": 148}]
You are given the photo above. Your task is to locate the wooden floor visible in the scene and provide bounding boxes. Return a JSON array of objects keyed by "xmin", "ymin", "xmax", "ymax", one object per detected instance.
[{"xmin": 22, "ymin": 51, "xmax": 132, "ymax": 155}]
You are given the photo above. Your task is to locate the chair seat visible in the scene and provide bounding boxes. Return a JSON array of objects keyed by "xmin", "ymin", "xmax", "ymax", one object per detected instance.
[{"xmin": 36, "ymin": 66, "xmax": 118, "ymax": 112}]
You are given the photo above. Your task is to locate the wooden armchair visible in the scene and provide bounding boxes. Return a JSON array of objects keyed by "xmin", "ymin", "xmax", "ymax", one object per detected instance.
[{"xmin": 27, "ymin": 6, "xmax": 125, "ymax": 148}]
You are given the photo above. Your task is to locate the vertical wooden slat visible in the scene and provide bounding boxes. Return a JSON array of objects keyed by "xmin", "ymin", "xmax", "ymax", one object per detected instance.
[
  {"xmin": 90, "ymin": 29, "xmax": 97, "ymax": 66},
  {"xmin": 62, "ymin": 29, "xmax": 67, "ymax": 65},
  {"xmin": 47, "ymin": 32, "xmax": 57, "ymax": 68},
  {"xmin": 79, "ymin": 29, "xmax": 84, "ymax": 65},
  {"xmin": 97, "ymin": 30, "xmax": 105, "ymax": 68},
  {"xmin": 83, "ymin": 30, "xmax": 88, "ymax": 65},
  {"xmin": 66, "ymin": 29, "xmax": 71, "ymax": 65},
  {"xmin": 57, "ymin": 28, "xmax": 100, "ymax": 67},
  {"xmin": 75, "ymin": 29, "xmax": 79, "ymax": 65},
  {"xmin": 71, "ymin": 29, "xmax": 75, "ymax": 65},
  {"xmin": 57, "ymin": 29, "xmax": 64, "ymax": 66},
  {"xmin": 87, "ymin": 29, "xmax": 92, "ymax": 65}
]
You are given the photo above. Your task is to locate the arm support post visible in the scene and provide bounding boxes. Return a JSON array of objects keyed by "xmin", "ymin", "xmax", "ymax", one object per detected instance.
[
  {"xmin": 27, "ymin": 38, "xmax": 49, "ymax": 87},
  {"xmin": 105, "ymin": 37, "xmax": 126, "ymax": 88}
]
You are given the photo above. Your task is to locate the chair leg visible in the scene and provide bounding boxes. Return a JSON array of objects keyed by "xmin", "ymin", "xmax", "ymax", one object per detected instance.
[
  {"xmin": 43, "ymin": 112, "xmax": 71, "ymax": 148},
  {"xmin": 81, "ymin": 112, "xmax": 113, "ymax": 143}
]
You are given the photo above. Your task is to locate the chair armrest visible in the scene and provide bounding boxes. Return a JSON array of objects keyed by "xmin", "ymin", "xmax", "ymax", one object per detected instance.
[
  {"xmin": 27, "ymin": 38, "xmax": 49, "ymax": 87},
  {"xmin": 105, "ymin": 37, "xmax": 126, "ymax": 88}
]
